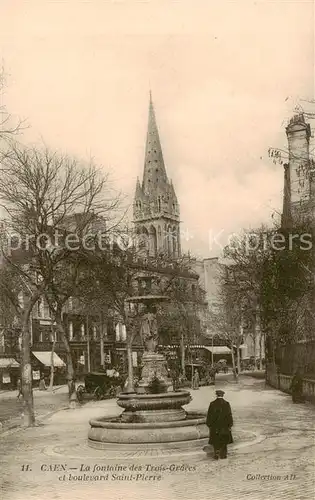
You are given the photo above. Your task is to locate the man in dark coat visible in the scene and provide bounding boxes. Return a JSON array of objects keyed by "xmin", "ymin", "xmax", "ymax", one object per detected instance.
[
  {"xmin": 206, "ymin": 389, "xmax": 233, "ymax": 459},
  {"xmin": 290, "ymin": 369, "xmax": 304, "ymax": 403}
]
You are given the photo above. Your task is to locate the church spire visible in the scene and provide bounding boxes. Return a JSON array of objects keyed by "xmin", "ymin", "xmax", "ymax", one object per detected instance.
[
  {"xmin": 133, "ymin": 95, "xmax": 181, "ymax": 259},
  {"xmin": 142, "ymin": 93, "xmax": 168, "ymax": 194}
]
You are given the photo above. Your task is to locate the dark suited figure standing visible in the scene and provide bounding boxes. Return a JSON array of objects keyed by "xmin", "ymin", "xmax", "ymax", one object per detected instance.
[
  {"xmin": 206, "ymin": 389, "xmax": 233, "ymax": 459},
  {"xmin": 290, "ymin": 369, "xmax": 304, "ymax": 403}
]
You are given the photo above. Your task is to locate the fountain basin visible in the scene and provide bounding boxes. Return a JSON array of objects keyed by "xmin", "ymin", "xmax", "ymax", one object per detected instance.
[
  {"xmin": 117, "ymin": 391, "xmax": 192, "ymax": 411},
  {"xmin": 88, "ymin": 412, "xmax": 208, "ymax": 448},
  {"xmin": 116, "ymin": 390, "xmax": 192, "ymax": 423}
]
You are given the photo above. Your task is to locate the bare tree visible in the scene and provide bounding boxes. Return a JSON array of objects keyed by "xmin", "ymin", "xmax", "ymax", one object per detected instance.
[
  {"xmin": 0, "ymin": 67, "xmax": 27, "ymax": 147},
  {"xmin": 80, "ymin": 237, "xmax": 142, "ymax": 392},
  {"xmin": 215, "ymin": 219, "xmax": 314, "ymax": 378},
  {"xmin": 0, "ymin": 142, "xmax": 121, "ymax": 418},
  {"xmin": 208, "ymin": 283, "xmax": 243, "ymax": 381},
  {"xmin": 80, "ymin": 234, "xmax": 205, "ymax": 390},
  {"xmin": 157, "ymin": 270, "xmax": 206, "ymax": 377},
  {"xmin": 220, "ymin": 228, "xmax": 274, "ymax": 369},
  {"xmin": 0, "ymin": 264, "xmax": 40, "ymax": 425}
]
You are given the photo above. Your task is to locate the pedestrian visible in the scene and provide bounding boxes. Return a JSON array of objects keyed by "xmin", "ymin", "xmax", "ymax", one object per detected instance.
[
  {"xmin": 290, "ymin": 368, "xmax": 304, "ymax": 403},
  {"xmin": 178, "ymin": 373, "xmax": 184, "ymax": 388},
  {"xmin": 39, "ymin": 374, "xmax": 47, "ymax": 391},
  {"xmin": 192, "ymin": 369, "xmax": 200, "ymax": 390},
  {"xmin": 171, "ymin": 368, "xmax": 179, "ymax": 391},
  {"xmin": 17, "ymin": 378, "xmax": 22, "ymax": 400},
  {"xmin": 209, "ymin": 365, "xmax": 216, "ymax": 385},
  {"xmin": 206, "ymin": 389, "xmax": 233, "ymax": 459}
]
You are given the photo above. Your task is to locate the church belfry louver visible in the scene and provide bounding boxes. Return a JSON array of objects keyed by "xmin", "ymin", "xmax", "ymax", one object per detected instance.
[{"xmin": 133, "ymin": 93, "xmax": 181, "ymax": 259}]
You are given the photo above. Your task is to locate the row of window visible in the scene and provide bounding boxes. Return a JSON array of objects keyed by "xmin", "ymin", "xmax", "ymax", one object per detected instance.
[{"xmin": 33, "ymin": 321, "xmax": 127, "ymax": 343}]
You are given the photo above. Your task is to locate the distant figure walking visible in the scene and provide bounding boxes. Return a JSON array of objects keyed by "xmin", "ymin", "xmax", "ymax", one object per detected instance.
[
  {"xmin": 206, "ymin": 389, "xmax": 233, "ymax": 459},
  {"xmin": 171, "ymin": 367, "xmax": 180, "ymax": 391},
  {"xmin": 209, "ymin": 365, "xmax": 216, "ymax": 385},
  {"xmin": 39, "ymin": 375, "xmax": 47, "ymax": 391},
  {"xmin": 192, "ymin": 369, "xmax": 200, "ymax": 390},
  {"xmin": 290, "ymin": 369, "xmax": 304, "ymax": 403},
  {"xmin": 17, "ymin": 378, "xmax": 22, "ymax": 400}
]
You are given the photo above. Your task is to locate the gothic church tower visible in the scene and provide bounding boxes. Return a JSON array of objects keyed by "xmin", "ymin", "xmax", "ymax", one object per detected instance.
[{"xmin": 133, "ymin": 94, "xmax": 181, "ymax": 259}]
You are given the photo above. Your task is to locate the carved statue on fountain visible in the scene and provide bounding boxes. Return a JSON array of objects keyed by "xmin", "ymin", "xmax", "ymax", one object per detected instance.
[{"xmin": 140, "ymin": 309, "xmax": 158, "ymax": 352}]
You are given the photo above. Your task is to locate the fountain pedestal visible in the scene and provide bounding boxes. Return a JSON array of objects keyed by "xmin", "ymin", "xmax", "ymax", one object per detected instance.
[{"xmin": 136, "ymin": 351, "xmax": 172, "ymax": 393}]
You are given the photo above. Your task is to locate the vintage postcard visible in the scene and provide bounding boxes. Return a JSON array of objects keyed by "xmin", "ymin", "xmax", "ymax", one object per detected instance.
[{"xmin": 0, "ymin": 1, "xmax": 314, "ymax": 499}]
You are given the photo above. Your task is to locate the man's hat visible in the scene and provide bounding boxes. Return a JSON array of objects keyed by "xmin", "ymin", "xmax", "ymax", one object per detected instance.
[{"xmin": 215, "ymin": 390, "xmax": 225, "ymax": 397}]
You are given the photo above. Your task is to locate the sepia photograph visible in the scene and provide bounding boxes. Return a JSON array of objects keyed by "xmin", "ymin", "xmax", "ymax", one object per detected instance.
[{"xmin": 0, "ymin": 1, "xmax": 314, "ymax": 499}]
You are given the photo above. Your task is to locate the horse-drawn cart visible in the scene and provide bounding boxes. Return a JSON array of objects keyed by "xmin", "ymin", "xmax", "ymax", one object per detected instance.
[{"xmin": 76, "ymin": 372, "xmax": 123, "ymax": 402}]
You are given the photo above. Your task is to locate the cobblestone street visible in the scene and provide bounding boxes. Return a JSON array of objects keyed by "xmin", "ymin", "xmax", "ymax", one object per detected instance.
[{"xmin": 0, "ymin": 375, "xmax": 314, "ymax": 500}]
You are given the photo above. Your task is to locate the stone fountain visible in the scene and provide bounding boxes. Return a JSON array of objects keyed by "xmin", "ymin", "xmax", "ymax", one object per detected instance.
[{"xmin": 88, "ymin": 275, "xmax": 208, "ymax": 451}]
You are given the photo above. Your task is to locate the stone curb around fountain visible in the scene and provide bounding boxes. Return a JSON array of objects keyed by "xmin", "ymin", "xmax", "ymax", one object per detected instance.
[{"xmin": 42, "ymin": 429, "xmax": 265, "ymax": 460}]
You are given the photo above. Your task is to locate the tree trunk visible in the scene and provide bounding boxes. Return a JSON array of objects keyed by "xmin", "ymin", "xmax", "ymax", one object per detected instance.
[
  {"xmin": 272, "ymin": 343, "xmax": 276, "ymax": 367},
  {"xmin": 125, "ymin": 336, "xmax": 135, "ymax": 394},
  {"xmin": 86, "ymin": 314, "xmax": 90, "ymax": 372},
  {"xmin": 252, "ymin": 325, "xmax": 257, "ymax": 368},
  {"xmin": 48, "ymin": 338, "xmax": 55, "ymax": 391},
  {"xmin": 236, "ymin": 344, "xmax": 241, "ymax": 375},
  {"xmin": 21, "ymin": 300, "xmax": 37, "ymax": 427},
  {"xmin": 180, "ymin": 333, "xmax": 186, "ymax": 377},
  {"xmin": 259, "ymin": 333, "xmax": 263, "ymax": 370},
  {"xmin": 231, "ymin": 346, "xmax": 238, "ymax": 382},
  {"xmin": 100, "ymin": 312, "xmax": 105, "ymax": 369},
  {"xmin": 255, "ymin": 306, "xmax": 262, "ymax": 370},
  {"xmin": 55, "ymin": 309, "xmax": 78, "ymax": 408}
]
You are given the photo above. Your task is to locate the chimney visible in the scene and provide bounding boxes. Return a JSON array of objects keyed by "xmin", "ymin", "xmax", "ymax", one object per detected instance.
[{"xmin": 286, "ymin": 114, "xmax": 311, "ymax": 206}]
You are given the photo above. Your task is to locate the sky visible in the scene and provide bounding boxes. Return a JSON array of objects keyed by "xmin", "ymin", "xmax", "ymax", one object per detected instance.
[{"xmin": 0, "ymin": 0, "xmax": 314, "ymax": 258}]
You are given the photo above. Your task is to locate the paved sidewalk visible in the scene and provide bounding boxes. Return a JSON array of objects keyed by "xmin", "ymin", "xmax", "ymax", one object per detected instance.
[
  {"xmin": 1, "ymin": 376, "xmax": 314, "ymax": 500},
  {"xmin": 0, "ymin": 385, "xmax": 68, "ymax": 400},
  {"xmin": 0, "ymin": 387, "xmax": 69, "ymax": 431}
]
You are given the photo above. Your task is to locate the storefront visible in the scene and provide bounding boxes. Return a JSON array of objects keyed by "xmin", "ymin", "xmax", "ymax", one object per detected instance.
[
  {"xmin": 157, "ymin": 344, "xmax": 232, "ymax": 369},
  {"xmin": 201, "ymin": 346, "xmax": 232, "ymax": 365},
  {"xmin": 0, "ymin": 356, "xmax": 20, "ymax": 390},
  {"xmin": 32, "ymin": 351, "xmax": 66, "ymax": 386}
]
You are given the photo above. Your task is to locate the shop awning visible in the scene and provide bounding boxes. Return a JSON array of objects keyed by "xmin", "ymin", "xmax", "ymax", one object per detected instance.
[
  {"xmin": 203, "ymin": 346, "xmax": 231, "ymax": 355},
  {"xmin": 32, "ymin": 351, "xmax": 65, "ymax": 367},
  {"xmin": 0, "ymin": 357, "xmax": 20, "ymax": 368}
]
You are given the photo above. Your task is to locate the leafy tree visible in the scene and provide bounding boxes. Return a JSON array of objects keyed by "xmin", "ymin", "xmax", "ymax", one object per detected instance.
[
  {"xmin": 157, "ymin": 271, "xmax": 206, "ymax": 377},
  {"xmin": 217, "ymin": 227, "xmax": 272, "ymax": 374},
  {"xmin": 215, "ymin": 220, "xmax": 314, "ymax": 376},
  {"xmin": 261, "ymin": 221, "xmax": 314, "ymax": 364},
  {"xmin": 80, "ymin": 239, "xmax": 205, "ymax": 389}
]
